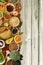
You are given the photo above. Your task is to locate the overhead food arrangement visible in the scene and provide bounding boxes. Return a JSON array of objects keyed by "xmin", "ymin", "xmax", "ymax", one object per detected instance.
[{"xmin": 0, "ymin": 0, "xmax": 23, "ymax": 65}]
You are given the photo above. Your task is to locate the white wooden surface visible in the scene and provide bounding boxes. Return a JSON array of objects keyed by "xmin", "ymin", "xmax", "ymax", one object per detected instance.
[
  {"xmin": 0, "ymin": 0, "xmax": 43, "ymax": 65},
  {"xmin": 21, "ymin": 0, "xmax": 43, "ymax": 65},
  {"xmin": 31, "ymin": 0, "xmax": 39, "ymax": 65},
  {"xmin": 39, "ymin": 0, "xmax": 43, "ymax": 65},
  {"xmin": 21, "ymin": 0, "xmax": 31, "ymax": 65}
]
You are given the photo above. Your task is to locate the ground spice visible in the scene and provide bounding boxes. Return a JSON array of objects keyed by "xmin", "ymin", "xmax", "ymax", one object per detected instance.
[
  {"xmin": 5, "ymin": 14, "xmax": 11, "ymax": 19},
  {"xmin": 7, "ymin": 5, "xmax": 14, "ymax": 12},
  {"xmin": 2, "ymin": 46, "xmax": 9, "ymax": 56},
  {"xmin": 9, "ymin": 43, "xmax": 18, "ymax": 51}
]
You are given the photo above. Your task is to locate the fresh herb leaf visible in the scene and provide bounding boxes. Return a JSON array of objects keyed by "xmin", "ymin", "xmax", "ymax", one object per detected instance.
[
  {"xmin": 0, "ymin": 0, "xmax": 5, "ymax": 2},
  {"xmin": 9, "ymin": 50, "xmax": 20, "ymax": 61},
  {"xmin": 0, "ymin": 50, "xmax": 4, "ymax": 63}
]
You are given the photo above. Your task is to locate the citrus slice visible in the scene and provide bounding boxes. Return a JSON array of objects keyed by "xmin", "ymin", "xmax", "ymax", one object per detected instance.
[{"xmin": 9, "ymin": 17, "xmax": 20, "ymax": 27}]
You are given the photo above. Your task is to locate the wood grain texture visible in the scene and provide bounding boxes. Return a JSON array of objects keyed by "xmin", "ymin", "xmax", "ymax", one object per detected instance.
[
  {"xmin": 31, "ymin": 0, "xmax": 39, "ymax": 65},
  {"xmin": 39, "ymin": 0, "xmax": 43, "ymax": 65},
  {"xmin": 20, "ymin": 0, "xmax": 43, "ymax": 65},
  {"xmin": 0, "ymin": 0, "xmax": 43, "ymax": 65},
  {"xmin": 20, "ymin": 0, "xmax": 31, "ymax": 65}
]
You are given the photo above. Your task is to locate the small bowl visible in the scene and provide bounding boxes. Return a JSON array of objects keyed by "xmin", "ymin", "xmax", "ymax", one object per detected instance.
[
  {"xmin": 14, "ymin": 35, "xmax": 22, "ymax": 44},
  {"xmin": 6, "ymin": 3, "xmax": 15, "ymax": 13},
  {"xmin": 12, "ymin": 28, "xmax": 19, "ymax": 35},
  {"xmin": 0, "ymin": 40, "xmax": 5, "ymax": 49},
  {"xmin": 4, "ymin": 13, "xmax": 11, "ymax": 20},
  {"xmin": 0, "ymin": 59, "xmax": 5, "ymax": 65},
  {"xmin": 9, "ymin": 42, "xmax": 19, "ymax": 51}
]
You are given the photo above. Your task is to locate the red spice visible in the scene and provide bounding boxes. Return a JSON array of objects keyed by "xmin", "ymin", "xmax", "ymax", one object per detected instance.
[
  {"xmin": 2, "ymin": 46, "xmax": 9, "ymax": 56},
  {"xmin": 7, "ymin": 5, "xmax": 14, "ymax": 12},
  {"xmin": 2, "ymin": 50, "xmax": 6, "ymax": 57},
  {"xmin": 1, "ymin": 17, "xmax": 5, "ymax": 22},
  {"xmin": 5, "ymin": 0, "xmax": 10, "ymax": 2}
]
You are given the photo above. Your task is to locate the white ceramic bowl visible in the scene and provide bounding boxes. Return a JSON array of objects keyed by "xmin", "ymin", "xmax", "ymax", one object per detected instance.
[
  {"xmin": 0, "ymin": 59, "xmax": 5, "ymax": 65},
  {"xmin": 0, "ymin": 40, "xmax": 5, "ymax": 49},
  {"xmin": 6, "ymin": 3, "xmax": 15, "ymax": 13}
]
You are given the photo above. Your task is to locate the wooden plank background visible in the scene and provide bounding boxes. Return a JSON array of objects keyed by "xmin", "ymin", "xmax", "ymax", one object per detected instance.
[
  {"xmin": 20, "ymin": 0, "xmax": 43, "ymax": 65},
  {"xmin": 31, "ymin": 0, "xmax": 39, "ymax": 65},
  {"xmin": 21, "ymin": 0, "xmax": 31, "ymax": 65},
  {"xmin": 0, "ymin": 0, "xmax": 43, "ymax": 65},
  {"xmin": 39, "ymin": 0, "xmax": 43, "ymax": 65}
]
